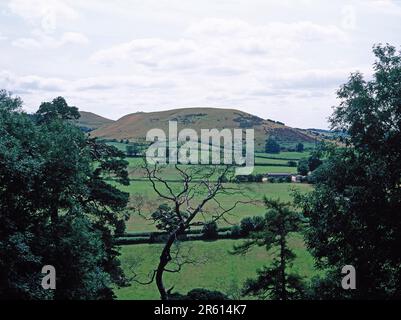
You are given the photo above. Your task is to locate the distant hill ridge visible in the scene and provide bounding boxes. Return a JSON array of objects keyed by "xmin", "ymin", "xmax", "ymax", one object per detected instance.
[
  {"xmin": 80, "ymin": 108, "xmax": 317, "ymax": 149},
  {"xmin": 77, "ymin": 111, "xmax": 114, "ymax": 130}
]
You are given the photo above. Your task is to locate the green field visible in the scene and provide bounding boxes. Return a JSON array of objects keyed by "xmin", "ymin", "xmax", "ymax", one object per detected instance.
[
  {"xmin": 254, "ymin": 157, "xmax": 294, "ymax": 165},
  {"xmin": 115, "ymin": 234, "xmax": 321, "ymax": 300},
  {"xmin": 255, "ymin": 151, "xmax": 310, "ymax": 160},
  {"xmin": 120, "ymin": 182, "xmax": 312, "ymax": 232},
  {"xmin": 112, "ymin": 147, "xmax": 314, "ymax": 299}
]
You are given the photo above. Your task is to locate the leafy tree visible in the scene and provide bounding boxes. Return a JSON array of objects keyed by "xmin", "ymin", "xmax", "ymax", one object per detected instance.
[
  {"xmin": 233, "ymin": 198, "xmax": 304, "ymax": 300},
  {"xmin": 0, "ymin": 92, "xmax": 129, "ymax": 299},
  {"xmin": 287, "ymin": 160, "xmax": 297, "ymax": 167},
  {"xmin": 307, "ymin": 154, "xmax": 323, "ymax": 172},
  {"xmin": 36, "ymin": 96, "xmax": 80, "ymax": 123},
  {"xmin": 297, "ymin": 158, "xmax": 309, "ymax": 176},
  {"xmin": 126, "ymin": 143, "xmax": 140, "ymax": 157},
  {"xmin": 296, "ymin": 143, "xmax": 304, "ymax": 152},
  {"xmin": 294, "ymin": 44, "xmax": 401, "ymax": 299},
  {"xmin": 265, "ymin": 137, "xmax": 280, "ymax": 154}
]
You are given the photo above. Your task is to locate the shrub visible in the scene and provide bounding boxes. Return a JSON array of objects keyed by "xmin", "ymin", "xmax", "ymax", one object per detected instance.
[
  {"xmin": 186, "ymin": 288, "xmax": 230, "ymax": 300},
  {"xmin": 115, "ymin": 237, "xmax": 149, "ymax": 245},
  {"xmin": 230, "ymin": 225, "xmax": 242, "ymax": 238},
  {"xmin": 202, "ymin": 221, "xmax": 219, "ymax": 240},
  {"xmin": 218, "ymin": 231, "xmax": 233, "ymax": 239},
  {"xmin": 149, "ymin": 232, "xmax": 169, "ymax": 243},
  {"xmin": 240, "ymin": 216, "xmax": 266, "ymax": 236},
  {"xmin": 240, "ymin": 217, "xmax": 254, "ymax": 236}
]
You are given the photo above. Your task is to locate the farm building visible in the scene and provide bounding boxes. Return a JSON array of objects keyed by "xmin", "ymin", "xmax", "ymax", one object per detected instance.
[{"xmin": 267, "ymin": 173, "xmax": 293, "ymax": 179}]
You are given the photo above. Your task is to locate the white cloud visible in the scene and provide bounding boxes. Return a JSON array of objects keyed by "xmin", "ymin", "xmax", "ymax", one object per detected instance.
[
  {"xmin": 89, "ymin": 18, "xmax": 351, "ymax": 105},
  {"xmin": 8, "ymin": 0, "xmax": 88, "ymax": 49},
  {"xmin": 92, "ymin": 19, "xmax": 348, "ymax": 65},
  {"xmin": 341, "ymin": 5, "xmax": 357, "ymax": 30},
  {"xmin": 90, "ymin": 18, "xmax": 349, "ymax": 91},
  {"xmin": 0, "ymin": 71, "xmax": 176, "ymax": 94},
  {"xmin": 364, "ymin": 0, "xmax": 401, "ymax": 16},
  {"xmin": 3, "ymin": 1, "xmax": 401, "ymax": 128},
  {"xmin": 12, "ymin": 31, "xmax": 89, "ymax": 49},
  {"xmin": 8, "ymin": 0, "xmax": 78, "ymax": 33}
]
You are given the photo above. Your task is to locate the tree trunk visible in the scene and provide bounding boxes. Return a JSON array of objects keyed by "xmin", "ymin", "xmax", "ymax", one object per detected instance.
[{"xmin": 155, "ymin": 224, "xmax": 185, "ymax": 300}]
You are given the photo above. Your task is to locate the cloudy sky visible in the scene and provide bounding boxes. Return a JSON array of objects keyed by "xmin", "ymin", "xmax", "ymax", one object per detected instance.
[{"xmin": 1, "ymin": 0, "xmax": 401, "ymax": 128}]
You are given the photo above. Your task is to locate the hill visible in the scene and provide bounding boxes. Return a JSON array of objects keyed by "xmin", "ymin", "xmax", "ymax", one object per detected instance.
[
  {"xmin": 76, "ymin": 111, "xmax": 114, "ymax": 131},
  {"xmin": 89, "ymin": 108, "xmax": 317, "ymax": 150}
]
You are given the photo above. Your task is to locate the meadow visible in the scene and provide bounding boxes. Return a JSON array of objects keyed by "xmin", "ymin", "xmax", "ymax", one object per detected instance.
[
  {"xmin": 115, "ymin": 234, "xmax": 321, "ymax": 300},
  {"xmin": 111, "ymin": 144, "xmax": 316, "ymax": 299}
]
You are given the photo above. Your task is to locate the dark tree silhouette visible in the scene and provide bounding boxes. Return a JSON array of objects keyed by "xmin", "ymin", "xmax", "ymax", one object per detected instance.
[{"xmin": 232, "ymin": 198, "xmax": 304, "ymax": 300}]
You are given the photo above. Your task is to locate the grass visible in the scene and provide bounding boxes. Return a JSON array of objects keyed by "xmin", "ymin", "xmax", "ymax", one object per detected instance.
[
  {"xmin": 256, "ymin": 151, "xmax": 310, "ymax": 160},
  {"xmin": 252, "ymin": 166, "xmax": 297, "ymax": 174},
  {"xmin": 111, "ymin": 148, "xmax": 316, "ymax": 300},
  {"xmin": 254, "ymin": 157, "xmax": 295, "ymax": 165},
  {"xmin": 118, "ymin": 182, "xmax": 312, "ymax": 232},
  {"xmin": 106, "ymin": 141, "xmax": 129, "ymax": 152},
  {"xmin": 125, "ymin": 157, "xmax": 298, "ymax": 181},
  {"xmin": 115, "ymin": 234, "xmax": 321, "ymax": 300}
]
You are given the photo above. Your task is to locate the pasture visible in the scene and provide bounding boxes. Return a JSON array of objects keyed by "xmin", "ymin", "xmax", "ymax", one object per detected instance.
[
  {"xmin": 111, "ymin": 145, "xmax": 315, "ymax": 299},
  {"xmin": 115, "ymin": 234, "xmax": 321, "ymax": 300}
]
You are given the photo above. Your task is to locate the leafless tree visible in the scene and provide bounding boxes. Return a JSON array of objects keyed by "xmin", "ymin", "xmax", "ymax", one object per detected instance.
[{"xmin": 133, "ymin": 161, "xmax": 253, "ymax": 300}]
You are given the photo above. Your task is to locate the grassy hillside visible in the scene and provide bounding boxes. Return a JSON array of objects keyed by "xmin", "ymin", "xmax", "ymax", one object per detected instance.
[
  {"xmin": 76, "ymin": 111, "xmax": 114, "ymax": 130},
  {"xmin": 91, "ymin": 108, "xmax": 317, "ymax": 150}
]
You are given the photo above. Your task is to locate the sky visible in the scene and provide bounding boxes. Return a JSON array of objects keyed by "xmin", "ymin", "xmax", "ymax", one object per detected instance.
[{"xmin": 1, "ymin": 0, "xmax": 401, "ymax": 129}]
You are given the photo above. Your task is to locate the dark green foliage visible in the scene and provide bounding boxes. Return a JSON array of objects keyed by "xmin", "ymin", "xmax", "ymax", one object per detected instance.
[
  {"xmin": 170, "ymin": 288, "xmax": 230, "ymax": 300},
  {"xmin": 287, "ymin": 160, "xmax": 297, "ymax": 167},
  {"xmin": 307, "ymin": 154, "xmax": 322, "ymax": 172},
  {"xmin": 265, "ymin": 137, "xmax": 281, "ymax": 154},
  {"xmin": 0, "ymin": 92, "xmax": 129, "ymax": 300},
  {"xmin": 36, "ymin": 96, "xmax": 80, "ymax": 123},
  {"xmin": 202, "ymin": 221, "xmax": 219, "ymax": 240},
  {"xmin": 297, "ymin": 152, "xmax": 322, "ymax": 176},
  {"xmin": 151, "ymin": 204, "xmax": 187, "ymax": 232},
  {"xmin": 230, "ymin": 225, "xmax": 242, "ymax": 238},
  {"xmin": 295, "ymin": 44, "xmax": 401, "ymax": 299},
  {"xmin": 296, "ymin": 143, "xmax": 304, "ymax": 152},
  {"xmin": 239, "ymin": 216, "xmax": 265, "ymax": 236},
  {"xmin": 297, "ymin": 158, "xmax": 309, "ymax": 175},
  {"xmin": 234, "ymin": 174, "xmax": 265, "ymax": 183},
  {"xmin": 304, "ymin": 273, "xmax": 351, "ymax": 300},
  {"xmin": 126, "ymin": 143, "xmax": 140, "ymax": 157},
  {"xmin": 233, "ymin": 198, "xmax": 304, "ymax": 300},
  {"xmin": 186, "ymin": 288, "xmax": 230, "ymax": 300}
]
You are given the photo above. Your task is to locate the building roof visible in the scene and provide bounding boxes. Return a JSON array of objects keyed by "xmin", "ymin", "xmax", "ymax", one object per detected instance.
[{"xmin": 267, "ymin": 173, "xmax": 293, "ymax": 177}]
